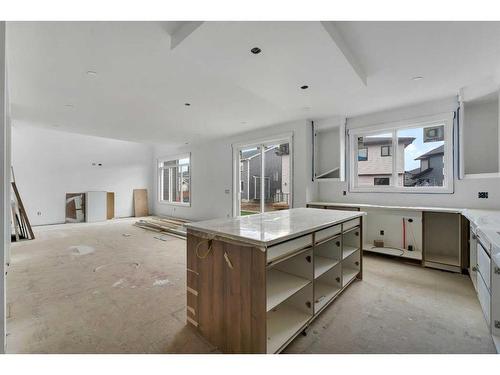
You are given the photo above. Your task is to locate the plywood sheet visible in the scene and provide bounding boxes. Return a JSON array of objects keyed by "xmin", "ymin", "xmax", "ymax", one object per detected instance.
[
  {"xmin": 107, "ymin": 192, "xmax": 115, "ymax": 220},
  {"xmin": 65, "ymin": 193, "xmax": 85, "ymax": 223},
  {"xmin": 133, "ymin": 189, "xmax": 149, "ymax": 217}
]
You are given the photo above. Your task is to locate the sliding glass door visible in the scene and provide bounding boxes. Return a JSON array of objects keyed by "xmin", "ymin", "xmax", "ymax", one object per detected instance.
[{"xmin": 234, "ymin": 136, "xmax": 292, "ymax": 216}]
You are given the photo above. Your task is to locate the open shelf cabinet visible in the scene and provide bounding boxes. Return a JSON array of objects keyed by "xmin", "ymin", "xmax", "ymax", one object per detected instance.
[
  {"xmin": 186, "ymin": 213, "xmax": 364, "ymax": 354},
  {"xmin": 314, "ymin": 235, "xmax": 341, "ymax": 279},
  {"xmin": 314, "ymin": 262, "xmax": 342, "ymax": 313},
  {"xmin": 343, "ymin": 227, "xmax": 361, "ymax": 259},
  {"xmin": 342, "ymin": 249, "xmax": 361, "ymax": 287},
  {"xmin": 267, "ymin": 247, "xmax": 313, "ymax": 312},
  {"xmin": 267, "ymin": 283, "xmax": 313, "ymax": 354},
  {"xmin": 423, "ymin": 212, "xmax": 461, "ymax": 271}
]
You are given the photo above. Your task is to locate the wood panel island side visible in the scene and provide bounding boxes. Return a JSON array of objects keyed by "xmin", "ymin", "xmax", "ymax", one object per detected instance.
[{"xmin": 184, "ymin": 208, "xmax": 366, "ymax": 354}]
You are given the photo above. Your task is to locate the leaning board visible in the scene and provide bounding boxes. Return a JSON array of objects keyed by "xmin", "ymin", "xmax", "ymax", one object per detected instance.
[{"xmin": 133, "ymin": 189, "xmax": 149, "ymax": 217}]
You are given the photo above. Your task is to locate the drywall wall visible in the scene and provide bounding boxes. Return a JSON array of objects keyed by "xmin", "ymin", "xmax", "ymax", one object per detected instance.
[
  {"xmin": 463, "ymin": 93, "xmax": 499, "ymax": 174},
  {"xmin": 1, "ymin": 21, "xmax": 7, "ymax": 354},
  {"xmin": 317, "ymin": 96, "xmax": 500, "ymax": 209},
  {"xmin": 11, "ymin": 123, "xmax": 154, "ymax": 225},
  {"xmin": 153, "ymin": 119, "xmax": 315, "ymax": 221}
]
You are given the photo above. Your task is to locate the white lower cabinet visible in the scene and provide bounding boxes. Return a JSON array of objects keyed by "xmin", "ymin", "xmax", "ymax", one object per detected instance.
[
  {"xmin": 478, "ymin": 272, "xmax": 491, "ymax": 327},
  {"xmin": 265, "ymin": 218, "xmax": 362, "ymax": 353},
  {"xmin": 492, "ymin": 260, "xmax": 500, "ymax": 352},
  {"xmin": 470, "ymin": 227, "xmax": 478, "ymax": 291},
  {"xmin": 478, "ymin": 242, "xmax": 491, "ymax": 291}
]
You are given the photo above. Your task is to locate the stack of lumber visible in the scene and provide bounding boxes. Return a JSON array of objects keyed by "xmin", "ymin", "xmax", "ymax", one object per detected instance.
[{"xmin": 134, "ymin": 216, "xmax": 190, "ymax": 239}]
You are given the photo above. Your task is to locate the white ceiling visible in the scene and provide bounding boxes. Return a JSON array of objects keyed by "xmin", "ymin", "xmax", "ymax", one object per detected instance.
[{"xmin": 7, "ymin": 21, "xmax": 500, "ymax": 145}]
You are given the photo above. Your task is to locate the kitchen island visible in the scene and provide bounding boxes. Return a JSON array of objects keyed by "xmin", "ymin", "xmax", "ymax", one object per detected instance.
[{"xmin": 184, "ymin": 208, "xmax": 365, "ymax": 353}]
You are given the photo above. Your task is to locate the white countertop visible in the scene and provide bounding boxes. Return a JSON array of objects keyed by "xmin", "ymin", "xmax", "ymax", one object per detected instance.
[
  {"xmin": 308, "ymin": 201, "xmax": 462, "ymax": 213},
  {"xmin": 185, "ymin": 208, "xmax": 365, "ymax": 247},
  {"xmin": 308, "ymin": 202, "xmax": 500, "ymax": 263}
]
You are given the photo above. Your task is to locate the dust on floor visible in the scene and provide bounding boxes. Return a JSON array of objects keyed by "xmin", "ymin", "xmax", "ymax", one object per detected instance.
[
  {"xmin": 6, "ymin": 218, "xmax": 215, "ymax": 353},
  {"xmin": 6, "ymin": 218, "xmax": 496, "ymax": 353}
]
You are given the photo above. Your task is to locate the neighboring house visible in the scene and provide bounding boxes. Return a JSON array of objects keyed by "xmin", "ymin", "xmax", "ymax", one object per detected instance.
[
  {"xmin": 240, "ymin": 144, "xmax": 290, "ymax": 205},
  {"xmin": 357, "ymin": 136, "xmax": 415, "ymax": 186},
  {"xmin": 405, "ymin": 145, "xmax": 444, "ymax": 186}
]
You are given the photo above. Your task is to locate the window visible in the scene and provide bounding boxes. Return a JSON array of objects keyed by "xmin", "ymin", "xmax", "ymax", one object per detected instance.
[
  {"xmin": 233, "ymin": 134, "xmax": 293, "ymax": 216},
  {"xmin": 158, "ymin": 153, "xmax": 191, "ymax": 205},
  {"xmin": 381, "ymin": 145, "xmax": 391, "ymax": 157},
  {"xmin": 349, "ymin": 114, "xmax": 454, "ymax": 193},
  {"xmin": 358, "ymin": 147, "xmax": 368, "ymax": 161},
  {"xmin": 374, "ymin": 177, "xmax": 390, "ymax": 185}
]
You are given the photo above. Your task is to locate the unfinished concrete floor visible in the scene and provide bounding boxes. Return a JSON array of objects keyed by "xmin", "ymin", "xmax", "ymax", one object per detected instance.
[{"xmin": 6, "ymin": 218, "xmax": 496, "ymax": 354}]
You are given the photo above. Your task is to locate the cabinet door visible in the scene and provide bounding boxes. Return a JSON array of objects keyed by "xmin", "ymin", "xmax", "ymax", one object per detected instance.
[
  {"xmin": 470, "ymin": 228, "xmax": 478, "ymax": 291},
  {"xmin": 477, "ymin": 242, "xmax": 491, "ymax": 291},
  {"xmin": 492, "ymin": 260, "xmax": 500, "ymax": 337},
  {"xmin": 478, "ymin": 273, "xmax": 491, "ymax": 328}
]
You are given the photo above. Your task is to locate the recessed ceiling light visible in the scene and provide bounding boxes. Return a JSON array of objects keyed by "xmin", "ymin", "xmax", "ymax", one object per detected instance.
[
  {"xmin": 302, "ymin": 106, "xmax": 311, "ymax": 111},
  {"xmin": 412, "ymin": 76, "xmax": 424, "ymax": 81},
  {"xmin": 184, "ymin": 103, "xmax": 191, "ymax": 106},
  {"xmin": 64, "ymin": 104, "xmax": 74, "ymax": 108},
  {"xmin": 86, "ymin": 70, "xmax": 98, "ymax": 77},
  {"xmin": 250, "ymin": 47, "xmax": 262, "ymax": 54},
  {"xmin": 184, "ymin": 142, "xmax": 189, "ymax": 145},
  {"xmin": 300, "ymin": 85, "xmax": 309, "ymax": 90},
  {"xmin": 241, "ymin": 121, "xmax": 247, "ymax": 125}
]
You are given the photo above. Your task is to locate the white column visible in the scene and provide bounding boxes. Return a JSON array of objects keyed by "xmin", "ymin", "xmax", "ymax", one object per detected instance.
[{"xmin": 0, "ymin": 20, "xmax": 8, "ymax": 354}]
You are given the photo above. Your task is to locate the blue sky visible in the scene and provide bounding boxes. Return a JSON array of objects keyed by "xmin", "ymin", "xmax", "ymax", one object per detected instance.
[{"xmin": 398, "ymin": 128, "xmax": 444, "ymax": 171}]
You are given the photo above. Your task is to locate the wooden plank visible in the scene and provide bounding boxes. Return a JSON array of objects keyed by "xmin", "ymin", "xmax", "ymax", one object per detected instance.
[
  {"xmin": 133, "ymin": 189, "xmax": 149, "ymax": 217},
  {"xmin": 106, "ymin": 192, "xmax": 115, "ymax": 220},
  {"xmin": 11, "ymin": 204, "xmax": 19, "ymax": 241},
  {"xmin": 11, "ymin": 182, "xmax": 34, "ymax": 239}
]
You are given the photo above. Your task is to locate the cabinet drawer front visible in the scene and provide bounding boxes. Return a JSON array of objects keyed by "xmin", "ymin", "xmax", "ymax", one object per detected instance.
[
  {"xmin": 343, "ymin": 218, "xmax": 360, "ymax": 231},
  {"xmin": 478, "ymin": 274, "xmax": 491, "ymax": 327},
  {"xmin": 315, "ymin": 225, "xmax": 341, "ymax": 243},
  {"xmin": 478, "ymin": 242, "xmax": 491, "ymax": 291},
  {"xmin": 267, "ymin": 235, "xmax": 313, "ymax": 264}
]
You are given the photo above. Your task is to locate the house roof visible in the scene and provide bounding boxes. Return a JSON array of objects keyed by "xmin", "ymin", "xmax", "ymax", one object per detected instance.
[
  {"xmin": 240, "ymin": 148, "xmax": 260, "ymax": 160},
  {"xmin": 414, "ymin": 145, "xmax": 444, "ymax": 160},
  {"xmin": 240, "ymin": 145, "xmax": 279, "ymax": 161},
  {"xmin": 361, "ymin": 136, "xmax": 415, "ymax": 146}
]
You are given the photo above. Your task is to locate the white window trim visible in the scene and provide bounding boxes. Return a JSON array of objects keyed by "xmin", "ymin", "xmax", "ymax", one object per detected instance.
[
  {"xmin": 232, "ymin": 132, "xmax": 293, "ymax": 217},
  {"xmin": 348, "ymin": 113, "xmax": 455, "ymax": 194},
  {"xmin": 158, "ymin": 152, "xmax": 191, "ymax": 207}
]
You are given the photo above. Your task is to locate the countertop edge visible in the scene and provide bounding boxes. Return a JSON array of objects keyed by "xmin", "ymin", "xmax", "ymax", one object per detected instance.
[{"xmin": 185, "ymin": 211, "xmax": 366, "ymax": 248}]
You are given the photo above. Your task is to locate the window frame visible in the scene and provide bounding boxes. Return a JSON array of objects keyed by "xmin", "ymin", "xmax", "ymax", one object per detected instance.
[
  {"xmin": 380, "ymin": 145, "xmax": 391, "ymax": 157},
  {"xmin": 232, "ymin": 132, "xmax": 293, "ymax": 217},
  {"xmin": 348, "ymin": 113, "xmax": 454, "ymax": 194},
  {"xmin": 158, "ymin": 152, "xmax": 191, "ymax": 207},
  {"xmin": 357, "ymin": 146, "xmax": 368, "ymax": 161}
]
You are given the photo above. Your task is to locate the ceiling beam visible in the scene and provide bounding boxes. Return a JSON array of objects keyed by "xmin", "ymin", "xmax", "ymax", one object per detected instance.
[
  {"xmin": 169, "ymin": 21, "xmax": 204, "ymax": 50},
  {"xmin": 320, "ymin": 21, "xmax": 367, "ymax": 86}
]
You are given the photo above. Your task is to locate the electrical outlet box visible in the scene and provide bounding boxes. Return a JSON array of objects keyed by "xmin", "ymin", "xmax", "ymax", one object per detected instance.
[{"xmin": 478, "ymin": 192, "xmax": 489, "ymax": 199}]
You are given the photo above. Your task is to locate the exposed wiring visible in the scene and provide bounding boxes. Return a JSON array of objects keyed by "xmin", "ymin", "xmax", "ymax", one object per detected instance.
[
  {"xmin": 407, "ymin": 220, "xmax": 419, "ymax": 252},
  {"xmin": 195, "ymin": 239, "xmax": 213, "ymax": 259}
]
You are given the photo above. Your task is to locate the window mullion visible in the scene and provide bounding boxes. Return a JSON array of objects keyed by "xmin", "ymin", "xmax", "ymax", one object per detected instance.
[
  {"xmin": 260, "ymin": 144, "xmax": 265, "ymax": 213},
  {"xmin": 392, "ymin": 130, "xmax": 398, "ymax": 187}
]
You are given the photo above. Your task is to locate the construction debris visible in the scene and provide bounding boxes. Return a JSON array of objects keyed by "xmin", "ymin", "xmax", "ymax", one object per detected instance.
[
  {"xmin": 134, "ymin": 216, "xmax": 190, "ymax": 239},
  {"xmin": 11, "ymin": 167, "xmax": 35, "ymax": 241}
]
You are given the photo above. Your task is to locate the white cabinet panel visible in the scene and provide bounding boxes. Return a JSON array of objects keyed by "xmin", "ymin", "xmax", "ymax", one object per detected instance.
[
  {"xmin": 86, "ymin": 191, "xmax": 107, "ymax": 223},
  {"xmin": 478, "ymin": 273, "xmax": 491, "ymax": 328},
  {"xmin": 470, "ymin": 228, "xmax": 478, "ymax": 291},
  {"xmin": 478, "ymin": 241, "xmax": 491, "ymax": 291}
]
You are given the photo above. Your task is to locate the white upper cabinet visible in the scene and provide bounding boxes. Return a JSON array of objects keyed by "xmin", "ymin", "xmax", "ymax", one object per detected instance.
[
  {"xmin": 460, "ymin": 80, "xmax": 500, "ymax": 178},
  {"xmin": 313, "ymin": 117, "xmax": 346, "ymax": 181}
]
